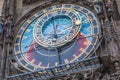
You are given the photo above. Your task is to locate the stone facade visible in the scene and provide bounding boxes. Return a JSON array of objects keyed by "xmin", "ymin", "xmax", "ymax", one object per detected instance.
[
  {"xmin": 0, "ymin": 0, "xmax": 4, "ymax": 17},
  {"xmin": 0, "ymin": 0, "xmax": 120, "ymax": 80}
]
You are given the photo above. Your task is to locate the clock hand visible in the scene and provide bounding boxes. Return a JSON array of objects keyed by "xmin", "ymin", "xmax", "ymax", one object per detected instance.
[
  {"xmin": 46, "ymin": 26, "xmax": 72, "ymax": 39},
  {"xmin": 47, "ymin": 25, "xmax": 72, "ymax": 35},
  {"xmin": 47, "ymin": 20, "xmax": 82, "ymax": 37},
  {"xmin": 56, "ymin": 15, "xmax": 59, "ymax": 27},
  {"xmin": 57, "ymin": 21, "xmax": 71, "ymax": 26},
  {"xmin": 55, "ymin": 47, "xmax": 61, "ymax": 65},
  {"xmin": 52, "ymin": 17, "xmax": 57, "ymax": 39},
  {"xmin": 57, "ymin": 20, "xmax": 82, "ymax": 35},
  {"xmin": 57, "ymin": 27, "xmax": 72, "ymax": 35}
]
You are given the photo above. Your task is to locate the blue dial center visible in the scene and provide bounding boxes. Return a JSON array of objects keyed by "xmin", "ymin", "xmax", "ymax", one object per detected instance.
[
  {"xmin": 42, "ymin": 15, "xmax": 72, "ymax": 39},
  {"xmin": 34, "ymin": 10, "xmax": 81, "ymax": 48}
]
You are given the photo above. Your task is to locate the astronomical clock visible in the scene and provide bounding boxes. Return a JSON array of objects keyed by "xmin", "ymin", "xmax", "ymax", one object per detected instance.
[{"xmin": 14, "ymin": 4, "xmax": 100, "ymax": 72}]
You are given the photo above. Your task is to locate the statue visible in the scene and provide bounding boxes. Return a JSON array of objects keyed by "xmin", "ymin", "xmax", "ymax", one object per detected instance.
[
  {"xmin": 93, "ymin": 0, "xmax": 103, "ymax": 14},
  {"xmin": 5, "ymin": 15, "xmax": 14, "ymax": 38},
  {"xmin": 106, "ymin": 0, "xmax": 113, "ymax": 12}
]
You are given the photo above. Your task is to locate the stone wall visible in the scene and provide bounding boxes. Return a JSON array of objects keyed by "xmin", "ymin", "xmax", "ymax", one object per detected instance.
[
  {"xmin": 0, "ymin": 0, "xmax": 4, "ymax": 17},
  {"xmin": 116, "ymin": 0, "xmax": 120, "ymax": 15},
  {"xmin": 22, "ymin": 1, "xmax": 43, "ymax": 16},
  {"xmin": 16, "ymin": 0, "xmax": 22, "ymax": 19}
]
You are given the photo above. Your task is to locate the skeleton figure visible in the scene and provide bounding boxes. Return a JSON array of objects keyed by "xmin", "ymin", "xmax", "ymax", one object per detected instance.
[
  {"xmin": 106, "ymin": 0, "xmax": 113, "ymax": 12},
  {"xmin": 93, "ymin": 0, "xmax": 103, "ymax": 14}
]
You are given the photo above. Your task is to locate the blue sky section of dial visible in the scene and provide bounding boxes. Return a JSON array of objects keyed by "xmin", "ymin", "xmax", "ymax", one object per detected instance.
[
  {"xmin": 21, "ymin": 20, "xmax": 37, "ymax": 59},
  {"xmin": 42, "ymin": 15, "xmax": 72, "ymax": 39},
  {"xmin": 79, "ymin": 13, "xmax": 92, "ymax": 42}
]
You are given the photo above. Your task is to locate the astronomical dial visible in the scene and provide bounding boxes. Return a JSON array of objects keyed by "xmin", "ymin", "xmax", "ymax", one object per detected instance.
[
  {"xmin": 33, "ymin": 9, "xmax": 82, "ymax": 48},
  {"xmin": 14, "ymin": 4, "xmax": 100, "ymax": 71}
]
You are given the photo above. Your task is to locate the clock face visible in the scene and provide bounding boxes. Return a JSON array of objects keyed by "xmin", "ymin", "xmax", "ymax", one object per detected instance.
[
  {"xmin": 34, "ymin": 11, "xmax": 81, "ymax": 48},
  {"xmin": 14, "ymin": 4, "xmax": 100, "ymax": 71}
]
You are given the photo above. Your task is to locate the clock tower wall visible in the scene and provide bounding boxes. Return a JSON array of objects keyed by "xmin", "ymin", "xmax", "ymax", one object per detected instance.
[{"xmin": 0, "ymin": 0, "xmax": 120, "ymax": 80}]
